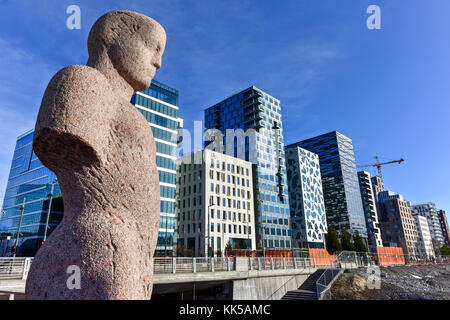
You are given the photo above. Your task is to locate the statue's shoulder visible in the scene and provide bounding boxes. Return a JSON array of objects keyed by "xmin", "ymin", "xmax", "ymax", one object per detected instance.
[{"xmin": 48, "ymin": 65, "xmax": 110, "ymax": 92}]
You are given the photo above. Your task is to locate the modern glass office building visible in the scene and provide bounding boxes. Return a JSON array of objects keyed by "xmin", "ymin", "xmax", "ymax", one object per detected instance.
[
  {"xmin": 0, "ymin": 130, "xmax": 63, "ymax": 257},
  {"xmin": 286, "ymin": 131, "xmax": 368, "ymax": 239},
  {"xmin": 204, "ymin": 86, "xmax": 291, "ymax": 250},
  {"xmin": 131, "ymin": 80, "xmax": 180, "ymax": 256}
]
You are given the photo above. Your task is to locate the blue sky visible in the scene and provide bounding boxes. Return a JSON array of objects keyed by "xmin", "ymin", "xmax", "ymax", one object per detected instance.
[{"xmin": 0, "ymin": 0, "xmax": 449, "ymax": 220}]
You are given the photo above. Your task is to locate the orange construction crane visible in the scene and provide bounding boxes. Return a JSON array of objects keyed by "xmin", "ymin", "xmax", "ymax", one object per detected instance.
[{"xmin": 357, "ymin": 156, "xmax": 404, "ymax": 184}]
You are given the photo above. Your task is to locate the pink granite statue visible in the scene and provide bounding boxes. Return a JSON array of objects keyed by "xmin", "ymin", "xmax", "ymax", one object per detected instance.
[{"xmin": 26, "ymin": 10, "xmax": 166, "ymax": 300}]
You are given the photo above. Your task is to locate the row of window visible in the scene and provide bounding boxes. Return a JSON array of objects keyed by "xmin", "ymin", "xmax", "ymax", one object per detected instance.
[
  {"xmin": 151, "ymin": 126, "xmax": 177, "ymax": 144},
  {"xmin": 209, "ymin": 170, "xmax": 250, "ymax": 188},
  {"xmin": 137, "ymin": 108, "xmax": 178, "ymax": 131},
  {"xmin": 156, "ymin": 156, "xmax": 176, "ymax": 171},
  {"xmin": 209, "ymin": 183, "xmax": 251, "ymax": 200},
  {"xmin": 208, "ymin": 195, "xmax": 251, "ymax": 211},
  {"xmin": 134, "ymin": 93, "xmax": 178, "ymax": 118},
  {"xmin": 156, "ymin": 141, "xmax": 176, "ymax": 157}
]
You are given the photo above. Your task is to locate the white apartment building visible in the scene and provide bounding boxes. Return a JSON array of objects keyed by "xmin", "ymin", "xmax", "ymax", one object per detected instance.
[
  {"xmin": 357, "ymin": 171, "xmax": 383, "ymax": 251},
  {"xmin": 176, "ymin": 149, "xmax": 255, "ymax": 257},
  {"xmin": 411, "ymin": 203, "xmax": 444, "ymax": 247},
  {"xmin": 285, "ymin": 146, "xmax": 328, "ymax": 248},
  {"xmin": 414, "ymin": 214, "xmax": 435, "ymax": 259}
]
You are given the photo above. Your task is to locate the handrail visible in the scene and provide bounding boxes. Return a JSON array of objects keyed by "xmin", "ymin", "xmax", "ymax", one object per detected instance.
[{"xmin": 266, "ymin": 274, "xmax": 297, "ymax": 300}]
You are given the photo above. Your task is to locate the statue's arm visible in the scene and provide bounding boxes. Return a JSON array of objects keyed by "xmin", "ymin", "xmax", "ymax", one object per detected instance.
[{"xmin": 33, "ymin": 66, "xmax": 112, "ymax": 171}]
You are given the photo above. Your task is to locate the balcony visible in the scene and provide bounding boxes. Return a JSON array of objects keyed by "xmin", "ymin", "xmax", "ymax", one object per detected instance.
[{"xmin": 243, "ymin": 90, "xmax": 263, "ymax": 103}]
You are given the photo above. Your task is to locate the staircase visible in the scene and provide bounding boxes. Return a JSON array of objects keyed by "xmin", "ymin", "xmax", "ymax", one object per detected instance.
[{"xmin": 281, "ymin": 269, "xmax": 326, "ymax": 300}]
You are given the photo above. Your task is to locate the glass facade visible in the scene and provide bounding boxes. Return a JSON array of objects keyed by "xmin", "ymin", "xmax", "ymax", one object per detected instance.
[
  {"xmin": 131, "ymin": 80, "xmax": 180, "ymax": 256},
  {"xmin": 0, "ymin": 130, "xmax": 63, "ymax": 257},
  {"xmin": 204, "ymin": 86, "xmax": 291, "ymax": 250},
  {"xmin": 286, "ymin": 131, "xmax": 368, "ymax": 238}
]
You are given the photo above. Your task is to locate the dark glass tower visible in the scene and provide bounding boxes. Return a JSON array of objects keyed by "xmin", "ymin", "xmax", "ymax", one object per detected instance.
[
  {"xmin": 0, "ymin": 131, "xmax": 63, "ymax": 257},
  {"xmin": 286, "ymin": 131, "xmax": 368, "ymax": 239},
  {"xmin": 204, "ymin": 86, "xmax": 291, "ymax": 250}
]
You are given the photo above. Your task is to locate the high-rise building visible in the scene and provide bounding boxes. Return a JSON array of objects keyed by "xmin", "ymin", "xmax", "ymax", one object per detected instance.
[
  {"xmin": 413, "ymin": 213, "xmax": 435, "ymax": 259},
  {"xmin": 131, "ymin": 80, "xmax": 181, "ymax": 256},
  {"xmin": 0, "ymin": 130, "xmax": 63, "ymax": 257},
  {"xmin": 377, "ymin": 192, "xmax": 419, "ymax": 258},
  {"xmin": 204, "ymin": 86, "xmax": 291, "ymax": 250},
  {"xmin": 411, "ymin": 203, "xmax": 444, "ymax": 249},
  {"xmin": 176, "ymin": 149, "xmax": 255, "ymax": 256},
  {"xmin": 437, "ymin": 209, "xmax": 450, "ymax": 247},
  {"xmin": 285, "ymin": 146, "xmax": 327, "ymax": 248},
  {"xmin": 357, "ymin": 171, "xmax": 383, "ymax": 251},
  {"xmin": 285, "ymin": 131, "xmax": 368, "ymax": 240}
]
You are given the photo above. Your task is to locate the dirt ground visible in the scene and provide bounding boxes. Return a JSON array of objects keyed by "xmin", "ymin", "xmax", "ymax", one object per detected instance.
[{"xmin": 331, "ymin": 264, "xmax": 450, "ymax": 300}]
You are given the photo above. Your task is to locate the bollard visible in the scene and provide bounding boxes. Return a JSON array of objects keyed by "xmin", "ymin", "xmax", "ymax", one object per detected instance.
[
  {"xmin": 293, "ymin": 258, "xmax": 297, "ymax": 269},
  {"xmin": 172, "ymin": 257, "xmax": 177, "ymax": 274},
  {"xmin": 193, "ymin": 258, "xmax": 197, "ymax": 273},
  {"xmin": 211, "ymin": 258, "xmax": 215, "ymax": 272},
  {"xmin": 313, "ymin": 258, "xmax": 316, "ymax": 269},
  {"xmin": 283, "ymin": 257, "xmax": 286, "ymax": 269},
  {"xmin": 258, "ymin": 257, "xmax": 262, "ymax": 270},
  {"xmin": 270, "ymin": 258, "xmax": 274, "ymax": 270},
  {"xmin": 249, "ymin": 258, "xmax": 253, "ymax": 271},
  {"xmin": 227, "ymin": 257, "xmax": 231, "ymax": 271}
]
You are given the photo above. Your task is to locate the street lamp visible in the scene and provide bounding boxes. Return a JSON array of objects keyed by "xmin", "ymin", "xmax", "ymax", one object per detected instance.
[
  {"xmin": 13, "ymin": 198, "xmax": 26, "ymax": 257},
  {"xmin": 207, "ymin": 201, "xmax": 216, "ymax": 257},
  {"xmin": 259, "ymin": 199, "xmax": 266, "ymax": 258},
  {"xmin": 43, "ymin": 178, "xmax": 58, "ymax": 244}
]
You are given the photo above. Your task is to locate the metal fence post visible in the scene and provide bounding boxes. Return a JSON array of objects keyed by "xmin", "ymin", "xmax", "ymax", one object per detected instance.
[
  {"xmin": 172, "ymin": 257, "xmax": 177, "ymax": 274},
  {"xmin": 22, "ymin": 258, "xmax": 31, "ymax": 280},
  {"xmin": 193, "ymin": 258, "xmax": 197, "ymax": 273}
]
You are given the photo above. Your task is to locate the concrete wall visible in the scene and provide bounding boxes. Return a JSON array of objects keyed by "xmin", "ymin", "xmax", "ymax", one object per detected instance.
[{"xmin": 232, "ymin": 274, "xmax": 308, "ymax": 300}]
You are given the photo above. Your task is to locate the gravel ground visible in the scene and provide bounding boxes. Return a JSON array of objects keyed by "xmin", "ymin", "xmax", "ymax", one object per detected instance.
[{"xmin": 331, "ymin": 264, "xmax": 450, "ymax": 300}]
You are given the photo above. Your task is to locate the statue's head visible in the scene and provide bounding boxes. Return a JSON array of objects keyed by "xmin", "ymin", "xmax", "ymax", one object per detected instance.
[{"xmin": 88, "ymin": 10, "xmax": 166, "ymax": 91}]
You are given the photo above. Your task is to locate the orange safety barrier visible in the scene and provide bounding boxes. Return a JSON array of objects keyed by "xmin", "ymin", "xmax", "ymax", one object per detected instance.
[
  {"xmin": 309, "ymin": 248, "xmax": 336, "ymax": 266},
  {"xmin": 376, "ymin": 247, "xmax": 405, "ymax": 266}
]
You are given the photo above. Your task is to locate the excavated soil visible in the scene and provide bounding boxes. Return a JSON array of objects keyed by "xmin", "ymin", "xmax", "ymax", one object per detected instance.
[{"xmin": 331, "ymin": 264, "xmax": 450, "ymax": 300}]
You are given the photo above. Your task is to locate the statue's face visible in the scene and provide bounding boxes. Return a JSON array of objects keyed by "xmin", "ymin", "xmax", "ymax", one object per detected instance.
[{"xmin": 110, "ymin": 24, "xmax": 166, "ymax": 92}]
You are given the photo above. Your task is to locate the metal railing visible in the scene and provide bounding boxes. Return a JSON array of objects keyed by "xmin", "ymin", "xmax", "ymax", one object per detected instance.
[{"xmin": 0, "ymin": 257, "xmax": 33, "ymax": 280}]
